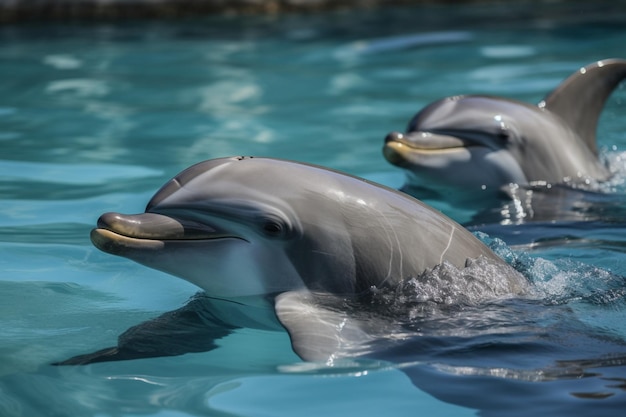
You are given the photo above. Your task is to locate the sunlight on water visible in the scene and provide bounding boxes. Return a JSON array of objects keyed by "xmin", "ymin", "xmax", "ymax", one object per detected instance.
[{"xmin": 0, "ymin": 160, "xmax": 162, "ymax": 185}]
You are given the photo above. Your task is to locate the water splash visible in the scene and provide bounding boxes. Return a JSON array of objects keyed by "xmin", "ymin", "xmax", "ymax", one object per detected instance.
[
  {"xmin": 601, "ymin": 148, "xmax": 626, "ymax": 193},
  {"xmin": 365, "ymin": 232, "xmax": 626, "ymax": 319},
  {"xmin": 369, "ymin": 257, "xmax": 523, "ymax": 317},
  {"xmin": 477, "ymin": 231, "xmax": 626, "ymax": 307}
]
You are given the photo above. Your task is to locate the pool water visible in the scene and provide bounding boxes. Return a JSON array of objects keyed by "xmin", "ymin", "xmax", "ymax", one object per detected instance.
[{"xmin": 2, "ymin": 2, "xmax": 626, "ymax": 416}]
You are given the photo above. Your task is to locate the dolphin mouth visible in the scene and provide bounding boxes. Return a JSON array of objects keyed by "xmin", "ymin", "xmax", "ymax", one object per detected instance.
[
  {"xmin": 384, "ymin": 131, "xmax": 466, "ymax": 165},
  {"xmin": 384, "ymin": 130, "xmax": 487, "ymax": 151},
  {"xmin": 91, "ymin": 212, "xmax": 241, "ymax": 255},
  {"xmin": 383, "ymin": 130, "xmax": 494, "ymax": 164}
]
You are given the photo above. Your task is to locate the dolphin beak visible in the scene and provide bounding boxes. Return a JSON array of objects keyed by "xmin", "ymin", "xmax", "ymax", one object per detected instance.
[
  {"xmin": 384, "ymin": 131, "xmax": 405, "ymax": 144},
  {"xmin": 385, "ymin": 130, "xmax": 467, "ymax": 150},
  {"xmin": 383, "ymin": 132, "xmax": 411, "ymax": 165},
  {"xmin": 384, "ymin": 130, "xmax": 474, "ymax": 167},
  {"xmin": 90, "ymin": 212, "xmax": 227, "ymax": 255}
]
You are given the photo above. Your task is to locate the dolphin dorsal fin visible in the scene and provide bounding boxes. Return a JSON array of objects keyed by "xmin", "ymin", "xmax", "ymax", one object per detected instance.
[{"xmin": 539, "ymin": 58, "xmax": 626, "ymax": 155}]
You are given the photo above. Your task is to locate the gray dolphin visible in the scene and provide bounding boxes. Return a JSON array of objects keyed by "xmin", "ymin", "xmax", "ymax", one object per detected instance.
[
  {"xmin": 57, "ymin": 156, "xmax": 527, "ymax": 365},
  {"xmin": 384, "ymin": 59, "xmax": 626, "ymax": 197}
]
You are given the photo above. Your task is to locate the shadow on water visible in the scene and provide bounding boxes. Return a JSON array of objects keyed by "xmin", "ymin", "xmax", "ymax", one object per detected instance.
[{"xmin": 375, "ymin": 298, "xmax": 626, "ymax": 415}]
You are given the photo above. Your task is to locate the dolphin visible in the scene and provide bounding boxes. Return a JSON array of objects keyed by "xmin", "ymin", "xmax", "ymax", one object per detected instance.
[
  {"xmin": 383, "ymin": 58, "xmax": 626, "ymax": 198},
  {"xmin": 57, "ymin": 156, "xmax": 527, "ymax": 365}
]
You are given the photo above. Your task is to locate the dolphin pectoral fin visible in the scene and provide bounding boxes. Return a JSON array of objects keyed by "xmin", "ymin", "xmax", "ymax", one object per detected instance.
[
  {"xmin": 540, "ymin": 58, "xmax": 626, "ymax": 154},
  {"xmin": 274, "ymin": 291, "xmax": 376, "ymax": 364},
  {"xmin": 54, "ymin": 296, "xmax": 237, "ymax": 365}
]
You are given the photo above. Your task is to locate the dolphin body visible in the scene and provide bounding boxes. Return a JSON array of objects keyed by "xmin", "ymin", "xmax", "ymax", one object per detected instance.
[
  {"xmin": 58, "ymin": 156, "xmax": 528, "ymax": 365},
  {"xmin": 384, "ymin": 59, "xmax": 626, "ymax": 200}
]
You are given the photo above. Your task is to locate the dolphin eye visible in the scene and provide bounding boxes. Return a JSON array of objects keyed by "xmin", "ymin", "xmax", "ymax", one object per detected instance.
[
  {"xmin": 493, "ymin": 115, "xmax": 512, "ymax": 142},
  {"xmin": 261, "ymin": 220, "xmax": 284, "ymax": 237},
  {"xmin": 255, "ymin": 210, "xmax": 297, "ymax": 239}
]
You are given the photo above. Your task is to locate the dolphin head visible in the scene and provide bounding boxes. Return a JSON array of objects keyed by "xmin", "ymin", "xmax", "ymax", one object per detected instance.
[
  {"xmin": 384, "ymin": 96, "xmax": 531, "ymax": 194},
  {"xmin": 90, "ymin": 157, "xmax": 389, "ymax": 299},
  {"xmin": 91, "ymin": 156, "xmax": 522, "ymax": 304}
]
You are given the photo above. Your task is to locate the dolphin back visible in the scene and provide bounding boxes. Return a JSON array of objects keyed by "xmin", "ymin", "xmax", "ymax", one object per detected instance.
[{"xmin": 330, "ymin": 176, "xmax": 526, "ymax": 293}]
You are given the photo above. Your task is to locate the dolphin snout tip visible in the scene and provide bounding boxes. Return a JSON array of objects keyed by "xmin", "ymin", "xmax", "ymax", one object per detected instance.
[
  {"xmin": 90, "ymin": 228, "xmax": 119, "ymax": 254},
  {"xmin": 385, "ymin": 131, "xmax": 404, "ymax": 143}
]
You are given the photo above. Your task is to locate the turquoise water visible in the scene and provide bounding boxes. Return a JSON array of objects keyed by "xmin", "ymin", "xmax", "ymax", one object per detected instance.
[{"xmin": 2, "ymin": 3, "xmax": 626, "ymax": 416}]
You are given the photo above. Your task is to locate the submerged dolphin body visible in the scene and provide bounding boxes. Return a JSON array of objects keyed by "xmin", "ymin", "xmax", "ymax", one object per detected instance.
[
  {"xmin": 58, "ymin": 157, "xmax": 527, "ymax": 365},
  {"xmin": 384, "ymin": 59, "xmax": 626, "ymax": 199}
]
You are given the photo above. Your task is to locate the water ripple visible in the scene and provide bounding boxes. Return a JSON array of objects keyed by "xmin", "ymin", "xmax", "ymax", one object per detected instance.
[{"xmin": 0, "ymin": 160, "xmax": 162, "ymax": 185}]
